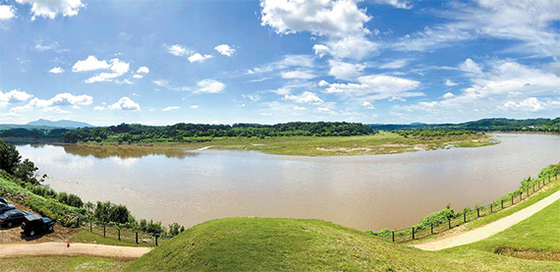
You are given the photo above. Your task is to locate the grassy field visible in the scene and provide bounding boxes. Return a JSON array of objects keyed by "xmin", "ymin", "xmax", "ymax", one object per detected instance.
[
  {"xmin": 0, "ymin": 256, "xmax": 130, "ymax": 272},
  {"xmin": 77, "ymin": 132, "xmax": 496, "ymax": 156},
  {"xmin": 457, "ymin": 199, "xmax": 560, "ymax": 260},
  {"xmin": 125, "ymin": 217, "xmax": 560, "ymax": 272}
]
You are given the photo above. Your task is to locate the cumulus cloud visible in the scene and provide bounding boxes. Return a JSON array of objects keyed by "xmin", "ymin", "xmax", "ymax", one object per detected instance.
[
  {"xmin": 71, "ymin": 57, "xmax": 130, "ymax": 84},
  {"xmin": 196, "ymin": 79, "xmax": 226, "ymax": 93},
  {"xmin": 379, "ymin": 59, "xmax": 409, "ymax": 69},
  {"xmin": 108, "ymin": 97, "xmax": 140, "ymax": 111},
  {"xmin": 133, "ymin": 74, "xmax": 143, "ymax": 79},
  {"xmin": 15, "ymin": 0, "xmax": 84, "ymax": 20},
  {"xmin": 371, "ymin": 0, "xmax": 411, "ymax": 9},
  {"xmin": 136, "ymin": 66, "xmax": 149, "ymax": 74},
  {"xmin": 442, "ymin": 92, "xmax": 455, "ymax": 99},
  {"xmin": 260, "ymin": 0, "xmax": 378, "ymax": 60},
  {"xmin": 10, "ymin": 92, "xmax": 93, "ymax": 113},
  {"xmin": 324, "ymin": 74, "xmax": 422, "ymax": 101},
  {"xmin": 328, "ymin": 60, "xmax": 366, "ymax": 80},
  {"xmin": 162, "ymin": 106, "xmax": 180, "ymax": 111},
  {"xmin": 318, "ymin": 80, "xmax": 330, "ymax": 87},
  {"xmin": 188, "ymin": 53, "xmax": 213, "ymax": 63},
  {"xmin": 166, "ymin": 44, "xmax": 191, "ymax": 56},
  {"xmin": 459, "ymin": 58, "xmax": 483, "ymax": 75},
  {"xmin": 361, "ymin": 101, "xmax": 375, "ymax": 109},
  {"xmin": 49, "ymin": 67, "xmax": 64, "ymax": 74},
  {"xmin": 72, "ymin": 56, "xmax": 110, "ymax": 72},
  {"xmin": 502, "ymin": 97, "xmax": 545, "ymax": 112},
  {"xmin": 189, "ymin": 105, "xmax": 199, "ymax": 109},
  {"xmin": 0, "ymin": 5, "xmax": 16, "ymax": 20},
  {"xmin": 214, "ymin": 44, "xmax": 235, "ymax": 56},
  {"xmin": 283, "ymin": 91, "xmax": 323, "ymax": 105},
  {"xmin": 0, "ymin": 90, "xmax": 34, "ymax": 107},
  {"xmin": 445, "ymin": 79, "xmax": 458, "ymax": 87}
]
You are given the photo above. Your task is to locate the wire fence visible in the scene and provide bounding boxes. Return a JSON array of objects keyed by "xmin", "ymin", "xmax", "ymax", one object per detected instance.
[
  {"xmin": 376, "ymin": 174, "xmax": 559, "ymax": 243},
  {"xmin": 77, "ymin": 219, "xmax": 175, "ymax": 246}
]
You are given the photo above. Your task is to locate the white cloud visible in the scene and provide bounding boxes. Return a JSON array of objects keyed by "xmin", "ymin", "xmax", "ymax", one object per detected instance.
[
  {"xmin": 328, "ymin": 60, "xmax": 366, "ymax": 80},
  {"xmin": 247, "ymin": 54, "xmax": 315, "ymax": 75},
  {"xmin": 312, "ymin": 44, "xmax": 330, "ymax": 58},
  {"xmin": 49, "ymin": 67, "xmax": 64, "ymax": 74},
  {"xmin": 136, "ymin": 66, "xmax": 149, "ymax": 74},
  {"xmin": 0, "ymin": 90, "xmax": 34, "ymax": 107},
  {"xmin": 260, "ymin": 0, "xmax": 377, "ymax": 60},
  {"xmin": 281, "ymin": 70, "xmax": 316, "ymax": 79},
  {"xmin": 445, "ymin": 79, "xmax": 458, "ymax": 86},
  {"xmin": 379, "ymin": 59, "xmax": 409, "ymax": 69},
  {"xmin": 15, "ymin": 0, "xmax": 84, "ymax": 20},
  {"xmin": 83, "ymin": 58, "xmax": 130, "ymax": 84},
  {"xmin": 318, "ymin": 80, "xmax": 330, "ymax": 87},
  {"xmin": 242, "ymin": 94, "xmax": 261, "ymax": 102},
  {"xmin": 108, "ymin": 97, "xmax": 140, "ymax": 111},
  {"xmin": 162, "ymin": 106, "xmax": 180, "ymax": 111},
  {"xmin": 133, "ymin": 74, "xmax": 143, "ymax": 79},
  {"xmin": 392, "ymin": 1, "xmax": 560, "ymax": 57},
  {"xmin": 459, "ymin": 58, "xmax": 483, "ymax": 75},
  {"xmin": 214, "ymin": 44, "xmax": 236, "ymax": 56},
  {"xmin": 72, "ymin": 56, "xmax": 110, "ymax": 72},
  {"xmin": 0, "ymin": 5, "xmax": 16, "ymax": 20},
  {"xmin": 189, "ymin": 105, "xmax": 200, "ymax": 109},
  {"xmin": 371, "ymin": 0, "xmax": 411, "ymax": 9},
  {"xmin": 317, "ymin": 107, "xmax": 336, "ymax": 114},
  {"xmin": 188, "ymin": 53, "xmax": 213, "ymax": 63},
  {"xmin": 10, "ymin": 92, "xmax": 92, "ymax": 113},
  {"xmin": 115, "ymin": 79, "xmax": 133, "ymax": 85},
  {"xmin": 166, "ymin": 44, "xmax": 191, "ymax": 56},
  {"xmin": 325, "ymin": 74, "xmax": 422, "ymax": 101},
  {"xmin": 93, "ymin": 106, "xmax": 105, "ymax": 111},
  {"xmin": 502, "ymin": 97, "xmax": 545, "ymax": 112},
  {"xmin": 442, "ymin": 92, "xmax": 455, "ymax": 99},
  {"xmin": 361, "ymin": 101, "xmax": 375, "ymax": 109},
  {"xmin": 196, "ymin": 79, "xmax": 226, "ymax": 93},
  {"xmin": 293, "ymin": 106, "xmax": 306, "ymax": 111},
  {"xmin": 283, "ymin": 91, "xmax": 323, "ymax": 105}
]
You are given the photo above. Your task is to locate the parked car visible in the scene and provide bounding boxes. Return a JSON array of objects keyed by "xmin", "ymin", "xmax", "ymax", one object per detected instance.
[
  {"xmin": 21, "ymin": 214, "xmax": 54, "ymax": 236},
  {"xmin": 0, "ymin": 202, "xmax": 15, "ymax": 215},
  {"xmin": 0, "ymin": 197, "xmax": 7, "ymax": 204},
  {"xmin": 0, "ymin": 210, "xmax": 32, "ymax": 228}
]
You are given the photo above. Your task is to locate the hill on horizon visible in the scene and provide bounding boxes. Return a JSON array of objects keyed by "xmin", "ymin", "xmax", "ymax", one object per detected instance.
[{"xmin": 26, "ymin": 119, "xmax": 92, "ymax": 128}]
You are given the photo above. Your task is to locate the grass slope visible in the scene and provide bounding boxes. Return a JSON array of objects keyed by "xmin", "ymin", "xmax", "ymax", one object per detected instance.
[
  {"xmin": 0, "ymin": 256, "xmax": 129, "ymax": 272},
  {"xmin": 126, "ymin": 218, "xmax": 560, "ymax": 272}
]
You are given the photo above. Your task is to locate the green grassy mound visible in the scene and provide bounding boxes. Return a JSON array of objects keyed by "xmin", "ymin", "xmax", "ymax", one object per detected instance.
[{"xmin": 126, "ymin": 218, "xmax": 560, "ymax": 272}]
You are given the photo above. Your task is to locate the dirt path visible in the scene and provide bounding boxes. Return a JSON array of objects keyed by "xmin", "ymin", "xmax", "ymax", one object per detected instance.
[
  {"xmin": 0, "ymin": 242, "xmax": 151, "ymax": 259},
  {"xmin": 412, "ymin": 189, "xmax": 560, "ymax": 251}
]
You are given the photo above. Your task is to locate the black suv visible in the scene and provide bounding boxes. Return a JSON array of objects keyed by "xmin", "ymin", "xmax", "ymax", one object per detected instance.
[
  {"xmin": 21, "ymin": 214, "xmax": 55, "ymax": 236},
  {"xmin": 0, "ymin": 210, "xmax": 32, "ymax": 228},
  {"xmin": 0, "ymin": 202, "xmax": 15, "ymax": 215}
]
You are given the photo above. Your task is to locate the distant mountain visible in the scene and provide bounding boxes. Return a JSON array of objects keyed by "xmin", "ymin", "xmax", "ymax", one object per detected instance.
[{"xmin": 26, "ymin": 119, "xmax": 93, "ymax": 128}]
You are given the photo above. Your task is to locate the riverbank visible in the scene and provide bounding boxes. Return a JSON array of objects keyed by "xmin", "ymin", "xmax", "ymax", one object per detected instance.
[{"xmin": 61, "ymin": 131, "xmax": 496, "ymax": 156}]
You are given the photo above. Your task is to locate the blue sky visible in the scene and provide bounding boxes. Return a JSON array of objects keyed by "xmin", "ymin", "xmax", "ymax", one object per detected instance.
[{"xmin": 0, "ymin": 0, "xmax": 559, "ymax": 126}]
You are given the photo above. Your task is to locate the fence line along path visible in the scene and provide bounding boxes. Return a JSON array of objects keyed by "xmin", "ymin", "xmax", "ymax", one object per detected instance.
[
  {"xmin": 0, "ymin": 242, "xmax": 152, "ymax": 259},
  {"xmin": 412, "ymin": 188, "xmax": 560, "ymax": 251}
]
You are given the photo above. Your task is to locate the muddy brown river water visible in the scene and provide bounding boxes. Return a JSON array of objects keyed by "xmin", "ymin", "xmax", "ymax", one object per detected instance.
[{"xmin": 15, "ymin": 133, "xmax": 560, "ymax": 231}]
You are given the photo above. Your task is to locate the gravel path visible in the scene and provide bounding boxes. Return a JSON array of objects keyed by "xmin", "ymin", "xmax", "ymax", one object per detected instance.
[
  {"xmin": 0, "ymin": 242, "xmax": 151, "ymax": 259},
  {"xmin": 412, "ymin": 189, "xmax": 560, "ymax": 251}
]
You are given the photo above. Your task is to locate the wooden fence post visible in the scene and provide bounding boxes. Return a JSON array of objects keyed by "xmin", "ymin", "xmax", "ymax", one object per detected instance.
[
  {"xmin": 490, "ymin": 204, "xmax": 493, "ymax": 213},
  {"xmin": 392, "ymin": 231, "xmax": 395, "ymax": 242},
  {"xmin": 412, "ymin": 228, "xmax": 415, "ymax": 240},
  {"xmin": 463, "ymin": 212, "xmax": 467, "ymax": 223},
  {"xmin": 136, "ymin": 232, "xmax": 139, "ymax": 244},
  {"xmin": 103, "ymin": 225, "xmax": 106, "ymax": 237},
  {"xmin": 448, "ymin": 219, "xmax": 451, "ymax": 229},
  {"xmin": 156, "ymin": 234, "xmax": 159, "ymax": 246},
  {"xmin": 477, "ymin": 208, "xmax": 480, "ymax": 217},
  {"xmin": 430, "ymin": 224, "xmax": 433, "ymax": 235},
  {"xmin": 118, "ymin": 229, "xmax": 121, "ymax": 241},
  {"xmin": 501, "ymin": 200, "xmax": 504, "ymax": 209},
  {"xmin": 90, "ymin": 222, "xmax": 92, "ymax": 232},
  {"xmin": 512, "ymin": 194, "xmax": 514, "ymax": 205}
]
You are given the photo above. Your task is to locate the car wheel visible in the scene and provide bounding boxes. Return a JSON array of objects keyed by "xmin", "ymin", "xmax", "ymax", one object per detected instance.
[
  {"xmin": 29, "ymin": 230, "xmax": 35, "ymax": 236},
  {"xmin": 49, "ymin": 226, "xmax": 54, "ymax": 232},
  {"xmin": 7, "ymin": 222, "xmax": 12, "ymax": 228}
]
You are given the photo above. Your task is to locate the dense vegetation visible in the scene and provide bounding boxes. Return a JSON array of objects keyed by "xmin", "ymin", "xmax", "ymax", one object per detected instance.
[
  {"xmin": 371, "ymin": 118, "xmax": 560, "ymax": 133},
  {"xmin": 62, "ymin": 122, "xmax": 376, "ymax": 143},
  {"xmin": 0, "ymin": 139, "xmax": 183, "ymax": 235},
  {"xmin": 0, "ymin": 128, "xmax": 69, "ymax": 140}
]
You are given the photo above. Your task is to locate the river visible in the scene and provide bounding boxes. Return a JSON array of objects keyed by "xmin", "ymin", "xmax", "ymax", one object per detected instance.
[{"xmin": 14, "ymin": 133, "xmax": 560, "ymax": 231}]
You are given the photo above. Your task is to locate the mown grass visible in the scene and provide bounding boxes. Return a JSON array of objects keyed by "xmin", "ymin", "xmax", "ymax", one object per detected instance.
[
  {"xmin": 454, "ymin": 199, "xmax": 560, "ymax": 260},
  {"xmin": 126, "ymin": 217, "xmax": 560, "ymax": 272},
  {"xmin": 0, "ymin": 256, "xmax": 130, "ymax": 272},
  {"xmin": 72, "ymin": 230, "xmax": 155, "ymax": 248},
  {"xmin": 79, "ymin": 132, "xmax": 495, "ymax": 156}
]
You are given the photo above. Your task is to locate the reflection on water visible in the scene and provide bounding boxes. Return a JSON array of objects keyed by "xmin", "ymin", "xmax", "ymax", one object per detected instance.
[
  {"xmin": 58, "ymin": 144, "xmax": 196, "ymax": 159},
  {"xmin": 15, "ymin": 134, "xmax": 560, "ymax": 231}
]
